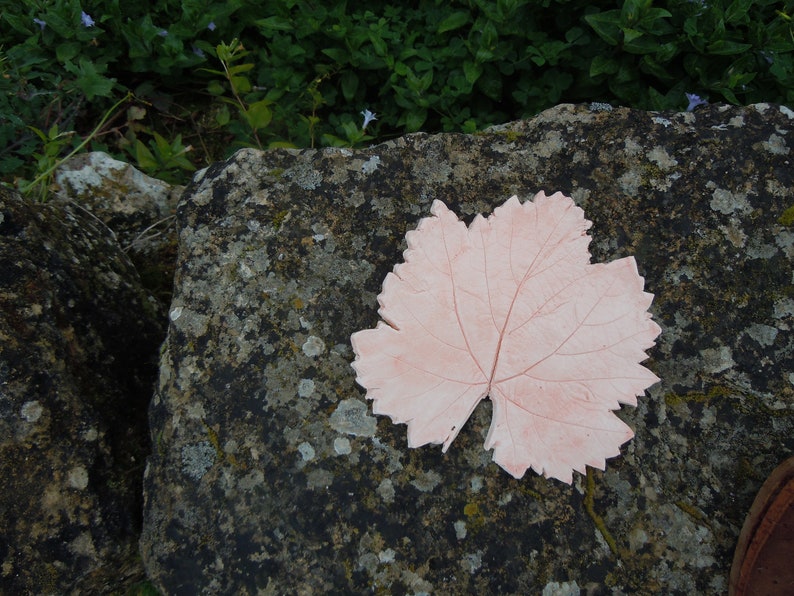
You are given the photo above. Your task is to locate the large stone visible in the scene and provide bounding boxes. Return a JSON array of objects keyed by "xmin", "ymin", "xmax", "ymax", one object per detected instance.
[
  {"xmin": 0, "ymin": 188, "xmax": 165, "ymax": 593},
  {"xmin": 141, "ymin": 103, "xmax": 794, "ymax": 594}
]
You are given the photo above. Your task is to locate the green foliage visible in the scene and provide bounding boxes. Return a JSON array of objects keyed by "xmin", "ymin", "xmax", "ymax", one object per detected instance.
[
  {"xmin": 201, "ymin": 39, "xmax": 276, "ymax": 149},
  {"xmin": 134, "ymin": 132, "xmax": 196, "ymax": 184},
  {"xmin": 0, "ymin": 0, "xmax": 793, "ymax": 194}
]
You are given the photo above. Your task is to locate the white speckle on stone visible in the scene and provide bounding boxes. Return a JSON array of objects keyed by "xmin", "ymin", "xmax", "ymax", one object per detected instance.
[
  {"xmin": 82, "ymin": 427, "xmax": 98, "ymax": 442},
  {"xmin": 773, "ymin": 297, "xmax": 794, "ymax": 320},
  {"xmin": 358, "ymin": 552, "xmax": 379, "ymax": 575},
  {"xmin": 780, "ymin": 105, "xmax": 794, "ymax": 119},
  {"xmin": 776, "ymin": 230, "xmax": 794, "ymax": 259},
  {"xmin": 709, "ymin": 187, "xmax": 751, "ymax": 215},
  {"xmin": 68, "ymin": 466, "xmax": 89, "ymax": 490},
  {"xmin": 185, "ymin": 402, "xmax": 206, "ymax": 419},
  {"xmin": 700, "ymin": 405, "xmax": 717, "ymax": 428},
  {"xmin": 542, "ymin": 580, "xmax": 581, "ymax": 596},
  {"xmin": 306, "ymin": 468, "xmax": 334, "ymax": 489},
  {"xmin": 238, "ymin": 470, "xmax": 265, "ymax": 490},
  {"xmin": 371, "ymin": 194, "xmax": 394, "ymax": 217},
  {"xmin": 362, "ymin": 155, "xmax": 380, "ymax": 174},
  {"xmin": 299, "ymin": 316, "xmax": 313, "ymax": 330},
  {"xmin": 287, "ymin": 163, "xmax": 322, "ymax": 190},
  {"xmin": 377, "ymin": 478, "xmax": 395, "ymax": 503},
  {"xmin": 747, "ymin": 236, "xmax": 778, "ymax": 259},
  {"xmin": 411, "ymin": 470, "xmax": 442, "ymax": 492},
  {"xmin": 181, "ymin": 442, "xmax": 216, "ymax": 480},
  {"xmin": 334, "ymin": 437, "xmax": 352, "ymax": 455},
  {"xmin": 469, "ymin": 476, "xmax": 483, "ymax": 492},
  {"xmin": 719, "ymin": 223, "xmax": 747, "ymax": 248},
  {"xmin": 302, "ymin": 335, "xmax": 325, "ymax": 357},
  {"xmin": 69, "ymin": 531, "xmax": 97, "ymax": 557},
  {"xmin": 461, "ymin": 550, "xmax": 483, "ymax": 573},
  {"xmin": 21, "ymin": 400, "xmax": 43, "ymax": 422},
  {"xmin": 589, "ymin": 102, "xmax": 613, "ymax": 112},
  {"xmin": 378, "ymin": 548, "xmax": 396, "ymax": 564},
  {"xmin": 454, "ymin": 520, "xmax": 467, "ymax": 539},
  {"xmin": 618, "ymin": 169, "xmax": 642, "ymax": 194},
  {"xmin": 623, "ymin": 138, "xmax": 642, "ymax": 156},
  {"xmin": 652, "ymin": 116, "xmax": 672, "ymax": 127},
  {"xmin": 297, "ymin": 441, "xmax": 315, "ymax": 461},
  {"xmin": 537, "ymin": 130, "xmax": 566, "ymax": 158},
  {"xmin": 746, "ymin": 324, "xmax": 778, "ymax": 346},
  {"xmin": 700, "ymin": 346, "xmax": 735, "ymax": 374},
  {"xmin": 761, "ymin": 134, "xmax": 790, "ymax": 155},
  {"xmin": 238, "ymin": 262, "xmax": 254, "ymax": 279},
  {"xmin": 298, "ymin": 378, "xmax": 315, "ymax": 398},
  {"xmin": 169, "ymin": 306, "xmax": 183, "ymax": 321},
  {"xmin": 647, "ymin": 146, "xmax": 678, "ymax": 170},
  {"xmin": 629, "ymin": 527, "xmax": 648, "ymax": 551},
  {"xmin": 329, "ymin": 399, "xmax": 377, "ymax": 437}
]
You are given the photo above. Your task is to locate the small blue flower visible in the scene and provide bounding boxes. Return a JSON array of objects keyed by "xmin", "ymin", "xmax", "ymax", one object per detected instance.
[
  {"xmin": 81, "ymin": 11, "xmax": 95, "ymax": 27},
  {"xmin": 685, "ymin": 93, "xmax": 708, "ymax": 111},
  {"xmin": 157, "ymin": 29, "xmax": 168, "ymax": 37},
  {"xmin": 207, "ymin": 21, "xmax": 216, "ymax": 31},
  {"xmin": 33, "ymin": 17, "xmax": 46, "ymax": 30},
  {"xmin": 361, "ymin": 109, "xmax": 377, "ymax": 130},
  {"xmin": 192, "ymin": 45, "xmax": 205, "ymax": 58}
]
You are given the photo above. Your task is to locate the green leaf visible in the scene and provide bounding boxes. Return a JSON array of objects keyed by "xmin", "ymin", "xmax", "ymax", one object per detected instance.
[
  {"xmin": 65, "ymin": 59, "xmax": 116, "ymax": 100},
  {"xmin": 321, "ymin": 48, "xmax": 349, "ymax": 63},
  {"xmin": 584, "ymin": 11, "xmax": 622, "ymax": 46},
  {"xmin": 437, "ymin": 11, "xmax": 470, "ymax": 34},
  {"xmin": 590, "ymin": 55, "xmax": 619, "ymax": 77},
  {"xmin": 255, "ymin": 16, "xmax": 294, "ymax": 31},
  {"xmin": 2, "ymin": 13, "xmax": 34, "ymax": 36},
  {"xmin": 402, "ymin": 109, "xmax": 427, "ymax": 132},
  {"xmin": 56, "ymin": 42, "xmax": 81, "ymax": 63},
  {"xmin": 683, "ymin": 16, "xmax": 699, "ymax": 38},
  {"xmin": 725, "ymin": 0, "xmax": 753, "ymax": 25},
  {"xmin": 230, "ymin": 75, "xmax": 251, "ymax": 94},
  {"xmin": 244, "ymin": 99, "xmax": 273, "ymax": 131},
  {"xmin": 228, "ymin": 63, "xmax": 255, "ymax": 76},
  {"xmin": 207, "ymin": 80, "xmax": 225, "ymax": 96},
  {"xmin": 215, "ymin": 104, "xmax": 231, "ymax": 126},
  {"xmin": 340, "ymin": 71, "xmax": 358, "ymax": 101},
  {"xmin": 153, "ymin": 132, "xmax": 171, "ymax": 155},
  {"xmin": 463, "ymin": 60, "xmax": 483, "ymax": 84},
  {"xmin": 706, "ymin": 40, "xmax": 753, "ymax": 55},
  {"xmin": 368, "ymin": 32, "xmax": 388, "ymax": 56},
  {"xmin": 135, "ymin": 139, "xmax": 158, "ymax": 171},
  {"xmin": 621, "ymin": 28, "xmax": 644, "ymax": 43}
]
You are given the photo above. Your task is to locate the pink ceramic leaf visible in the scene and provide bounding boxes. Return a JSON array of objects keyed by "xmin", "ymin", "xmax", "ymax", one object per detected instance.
[{"xmin": 351, "ymin": 192, "xmax": 661, "ymax": 483}]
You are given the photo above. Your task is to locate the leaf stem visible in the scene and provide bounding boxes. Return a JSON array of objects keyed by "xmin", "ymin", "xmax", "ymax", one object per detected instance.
[{"xmin": 22, "ymin": 91, "xmax": 133, "ymax": 200}]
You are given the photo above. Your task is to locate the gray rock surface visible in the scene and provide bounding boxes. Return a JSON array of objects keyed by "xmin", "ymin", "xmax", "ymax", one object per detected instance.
[
  {"xmin": 54, "ymin": 151, "xmax": 181, "ymax": 254},
  {"xmin": 141, "ymin": 103, "xmax": 794, "ymax": 594},
  {"xmin": 54, "ymin": 151, "xmax": 182, "ymax": 307},
  {"xmin": 0, "ymin": 187, "xmax": 165, "ymax": 593}
]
